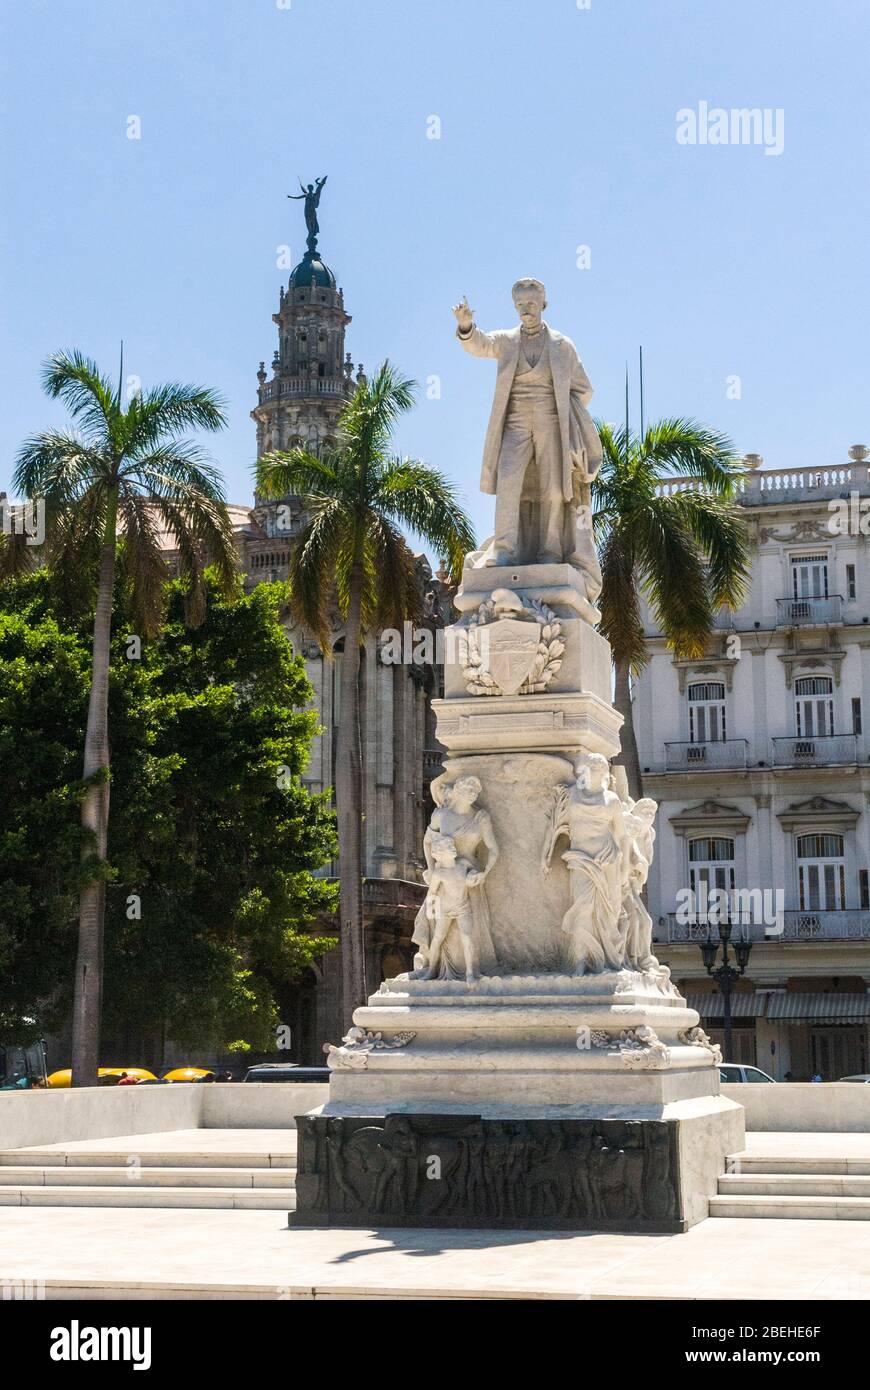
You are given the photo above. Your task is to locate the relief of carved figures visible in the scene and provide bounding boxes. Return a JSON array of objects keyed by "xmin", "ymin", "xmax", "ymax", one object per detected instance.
[
  {"xmin": 400, "ymin": 757, "xmax": 665, "ymax": 982},
  {"xmin": 293, "ymin": 1115, "xmax": 681, "ymax": 1230}
]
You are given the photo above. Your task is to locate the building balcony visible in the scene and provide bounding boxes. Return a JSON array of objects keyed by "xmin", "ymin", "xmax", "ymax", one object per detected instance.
[
  {"xmin": 775, "ymin": 595, "xmax": 843, "ymax": 628},
  {"xmin": 660, "ymin": 910, "xmax": 870, "ymax": 944},
  {"xmin": 664, "ymin": 739, "xmax": 749, "ymax": 771},
  {"xmin": 654, "ymin": 458, "xmax": 869, "ymax": 507},
  {"xmin": 770, "ymin": 733, "xmax": 858, "ymax": 767},
  {"xmin": 258, "ymin": 375, "xmax": 351, "ymax": 403}
]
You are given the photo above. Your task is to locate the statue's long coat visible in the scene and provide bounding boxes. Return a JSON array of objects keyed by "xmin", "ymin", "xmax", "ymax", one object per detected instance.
[{"xmin": 457, "ymin": 322, "xmax": 603, "ymax": 503}]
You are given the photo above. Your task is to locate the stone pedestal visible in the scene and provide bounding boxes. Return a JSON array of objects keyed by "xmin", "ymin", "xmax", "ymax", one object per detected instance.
[
  {"xmin": 291, "ymin": 1105, "xmax": 742, "ymax": 1232},
  {"xmin": 294, "ymin": 554, "xmax": 744, "ymax": 1231}
]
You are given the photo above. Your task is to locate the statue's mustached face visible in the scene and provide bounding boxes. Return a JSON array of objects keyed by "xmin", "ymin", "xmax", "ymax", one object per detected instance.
[{"xmin": 513, "ymin": 291, "xmax": 545, "ymax": 326}]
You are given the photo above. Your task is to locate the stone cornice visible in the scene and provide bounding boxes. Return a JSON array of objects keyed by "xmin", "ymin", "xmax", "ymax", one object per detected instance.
[
  {"xmin": 776, "ymin": 795, "xmax": 861, "ymax": 832},
  {"xmin": 669, "ymin": 800, "xmax": 752, "ymax": 837}
]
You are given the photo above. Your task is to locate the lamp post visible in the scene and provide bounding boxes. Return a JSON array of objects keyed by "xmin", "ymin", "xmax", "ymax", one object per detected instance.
[{"xmin": 698, "ymin": 918, "xmax": 753, "ymax": 1060}]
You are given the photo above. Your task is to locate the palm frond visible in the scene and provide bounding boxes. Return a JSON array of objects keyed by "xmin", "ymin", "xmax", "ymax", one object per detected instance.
[
  {"xmin": 41, "ymin": 350, "xmax": 119, "ymax": 445},
  {"xmin": 665, "ymin": 489, "xmax": 751, "ymax": 610},
  {"xmin": 13, "ymin": 431, "xmax": 108, "ymax": 502},
  {"xmin": 632, "ymin": 496, "xmax": 715, "ymax": 658},
  {"xmin": 255, "ymin": 448, "xmax": 342, "ymax": 503},
  {"xmin": 124, "ymin": 441, "xmax": 229, "ymax": 503},
  {"xmin": 116, "ymin": 488, "xmax": 170, "ymax": 636},
  {"xmin": 45, "ymin": 484, "xmax": 107, "ymax": 614},
  {"xmin": 121, "ymin": 382, "xmax": 227, "ymax": 456},
  {"xmin": 598, "ymin": 521, "xmax": 647, "ymax": 673},
  {"xmin": 375, "ymin": 457, "xmax": 476, "ymax": 581},
  {"xmin": 364, "ymin": 513, "xmax": 423, "ymax": 631},
  {"xmin": 146, "ymin": 481, "xmax": 237, "ymax": 624},
  {"xmin": 640, "ymin": 418, "xmax": 741, "ymax": 495},
  {"xmin": 286, "ymin": 498, "xmax": 350, "ymax": 650}
]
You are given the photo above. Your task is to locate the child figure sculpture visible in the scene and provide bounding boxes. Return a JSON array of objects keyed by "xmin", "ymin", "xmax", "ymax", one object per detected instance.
[{"xmin": 413, "ymin": 834, "xmax": 482, "ymax": 984}]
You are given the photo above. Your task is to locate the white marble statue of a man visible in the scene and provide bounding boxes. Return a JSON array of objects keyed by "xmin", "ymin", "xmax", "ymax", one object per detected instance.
[{"xmin": 453, "ymin": 280, "xmax": 603, "ymax": 584}]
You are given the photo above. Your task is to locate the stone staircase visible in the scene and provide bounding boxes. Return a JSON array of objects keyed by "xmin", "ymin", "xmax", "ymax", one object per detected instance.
[
  {"xmin": 710, "ymin": 1148, "xmax": 870, "ymax": 1220},
  {"xmin": 0, "ymin": 1134, "xmax": 297, "ymax": 1211}
]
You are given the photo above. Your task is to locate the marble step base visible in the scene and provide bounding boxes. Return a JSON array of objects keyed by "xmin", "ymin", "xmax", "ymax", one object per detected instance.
[
  {"xmin": 327, "ymin": 971, "xmax": 723, "ymax": 1110},
  {"xmin": 0, "ymin": 1184, "xmax": 297, "ymax": 1210},
  {"xmin": 710, "ymin": 1193, "xmax": 870, "ymax": 1221}
]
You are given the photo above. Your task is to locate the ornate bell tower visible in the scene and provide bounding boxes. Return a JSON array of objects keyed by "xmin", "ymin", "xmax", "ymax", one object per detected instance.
[{"xmin": 251, "ymin": 178, "xmax": 365, "ymax": 486}]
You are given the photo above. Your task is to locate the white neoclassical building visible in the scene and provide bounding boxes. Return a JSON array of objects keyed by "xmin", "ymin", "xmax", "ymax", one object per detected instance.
[{"xmin": 636, "ymin": 449, "xmax": 870, "ymax": 1080}]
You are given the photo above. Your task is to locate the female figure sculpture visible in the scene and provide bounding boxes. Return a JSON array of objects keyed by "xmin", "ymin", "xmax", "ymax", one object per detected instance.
[
  {"xmin": 620, "ymin": 797, "xmax": 660, "ymax": 972},
  {"xmin": 542, "ymin": 754, "xmax": 631, "ymax": 974}
]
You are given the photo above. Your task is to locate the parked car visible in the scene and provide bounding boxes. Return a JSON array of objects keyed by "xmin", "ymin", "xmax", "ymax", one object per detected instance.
[
  {"xmin": 718, "ymin": 1063, "xmax": 775, "ymax": 1083},
  {"xmin": 838, "ymin": 1074, "xmax": 870, "ymax": 1083},
  {"xmin": 0, "ymin": 1039, "xmax": 48, "ymax": 1090},
  {"xmin": 46, "ymin": 1067, "xmax": 157, "ymax": 1087},
  {"xmin": 243, "ymin": 1063, "xmax": 330, "ymax": 1083},
  {"xmin": 163, "ymin": 1067, "xmax": 216, "ymax": 1083}
]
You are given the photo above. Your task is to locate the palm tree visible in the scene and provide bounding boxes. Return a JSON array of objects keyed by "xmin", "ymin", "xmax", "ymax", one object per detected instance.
[
  {"xmin": 256, "ymin": 362, "xmax": 475, "ymax": 1023},
  {"xmin": 593, "ymin": 419, "xmax": 750, "ymax": 801},
  {"xmin": 8, "ymin": 351, "xmax": 238, "ymax": 1085}
]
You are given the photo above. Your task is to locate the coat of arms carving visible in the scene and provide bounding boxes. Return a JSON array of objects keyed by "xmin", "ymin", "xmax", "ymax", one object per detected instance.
[{"xmin": 460, "ymin": 588, "xmax": 564, "ymax": 696}]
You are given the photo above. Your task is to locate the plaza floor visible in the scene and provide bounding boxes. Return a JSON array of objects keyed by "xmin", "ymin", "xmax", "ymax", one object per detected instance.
[{"xmin": 0, "ymin": 1130, "xmax": 868, "ymax": 1300}]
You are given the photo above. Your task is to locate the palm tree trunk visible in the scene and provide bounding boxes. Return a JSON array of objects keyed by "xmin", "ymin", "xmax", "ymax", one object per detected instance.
[
  {"xmin": 613, "ymin": 656, "xmax": 644, "ymax": 802},
  {"xmin": 71, "ymin": 485, "xmax": 118, "ymax": 1087},
  {"xmin": 334, "ymin": 558, "xmax": 366, "ymax": 1027}
]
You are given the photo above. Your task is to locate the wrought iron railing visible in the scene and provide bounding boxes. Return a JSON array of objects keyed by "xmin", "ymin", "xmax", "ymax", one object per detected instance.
[
  {"xmin": 660, "ymin": 910, "xmax": 870, "ymax": 943},
  {"xmin": 770, "ymin": 733, "xmax": 858, "ymax": 766},
  {"xmin": 775, "ymin": 595, "xmax": 843, "ymax": 627},
  {"xmin": 664, "ymin": 739, "xmax": 749, "ymax": 771}
]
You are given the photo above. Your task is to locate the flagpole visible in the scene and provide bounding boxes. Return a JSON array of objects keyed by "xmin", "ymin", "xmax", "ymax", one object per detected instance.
[{"xmin": 639, "ymin": 345, "xmax": 644, "ymax": 439}]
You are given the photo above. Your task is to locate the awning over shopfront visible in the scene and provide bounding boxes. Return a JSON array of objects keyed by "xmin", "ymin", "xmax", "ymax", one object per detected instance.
[
  {"xmin": 765, "ymin": 993, "xmax": 870, "ymax": 1025},
  {"xmin": 685, "ymin": 992, "xmax": 761, "ymax": 1020}
]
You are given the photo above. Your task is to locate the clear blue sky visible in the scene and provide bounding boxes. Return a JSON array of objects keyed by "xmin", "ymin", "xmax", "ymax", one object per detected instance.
[{"xmin": 2, "ymin": 0, "xmax": 867, "ymax": 548}]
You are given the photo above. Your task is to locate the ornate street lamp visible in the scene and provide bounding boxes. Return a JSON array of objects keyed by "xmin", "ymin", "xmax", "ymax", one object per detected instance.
[{"xmin": 698, "ymin": 917, "xmax": 752, "ymax": 1061}]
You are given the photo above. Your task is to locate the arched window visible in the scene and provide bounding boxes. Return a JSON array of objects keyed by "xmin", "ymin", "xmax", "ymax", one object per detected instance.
[
  {"xmin": 688, "ymin": 837, "xmax": 735, "ymax": 919},
  {"xmin": 796, "ymin": 833, "xmax": 845, "ymax": 911},
  {"xmin": 688, "ymin": 681, "xmax": 726, "ymax": 743},
  {"xmin": 794, "ymin": 675, "xmax": 833, "ymax": 738}
]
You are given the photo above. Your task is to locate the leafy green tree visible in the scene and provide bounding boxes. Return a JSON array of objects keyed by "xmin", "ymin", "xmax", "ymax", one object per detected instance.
[
  {"xmin": 0, "ymin": 581, "xmax": 89, "ymax": 1038},
  {"xmin": 0, "ymin": 570, "xmax": 337, "ymax": 1053},
  {"xmin": 8, "ymin": 352, "xmax": 238, "ymax": 1083},
  {"xmin": 593, "ymin": 419, "xmax": 750, "ymax": 799},
  {"xmin": 256, "ymin": 363, "xmax": 475, "ymax": 1022}
]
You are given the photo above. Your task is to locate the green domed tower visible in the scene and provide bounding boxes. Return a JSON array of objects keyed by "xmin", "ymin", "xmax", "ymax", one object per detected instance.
[{"xmin": 251, "ymin": 179, "xmax": 364, "ymax": 476}]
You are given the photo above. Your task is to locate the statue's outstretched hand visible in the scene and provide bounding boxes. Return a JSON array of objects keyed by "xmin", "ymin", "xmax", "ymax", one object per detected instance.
[{"xmin": 452, "ymin": 296, "xmax": 474, "ymax": 332}]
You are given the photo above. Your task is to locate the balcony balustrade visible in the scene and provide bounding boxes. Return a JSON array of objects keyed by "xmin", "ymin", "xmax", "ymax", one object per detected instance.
[
  {"xmin": 770, "ymin": 733, "xmax": 858, "ymax": 766},
  {"xmin": 259, "ymin": 375, "xmax": 350, "ymax": 402},
  {"xmin": 664, "ymin": 739, "xmax": 749, "ymax": 771},
  {"xmin": 660, "ymin": 909, "xmax": 870, "ymax": 944},
  {"xmin": 775, "ymin": 594, "xmax": 843, "ymax": 627}
]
